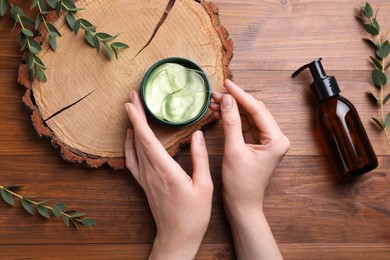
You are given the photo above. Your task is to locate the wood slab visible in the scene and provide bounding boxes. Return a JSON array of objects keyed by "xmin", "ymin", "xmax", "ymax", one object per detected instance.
[{"xmin": 19, "ymin": 0, "xmax": 232, "ymax": 169}]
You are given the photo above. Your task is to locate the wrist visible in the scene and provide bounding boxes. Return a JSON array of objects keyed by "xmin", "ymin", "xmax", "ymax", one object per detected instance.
[{"xmin": 149, "ymin": 233, "xmax": 200, "ymax": 260}]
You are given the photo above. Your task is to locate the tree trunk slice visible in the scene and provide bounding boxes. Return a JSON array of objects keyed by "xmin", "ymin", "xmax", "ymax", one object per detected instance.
[{"xmin": 18, "ymin": 0, "xmax": 232, "ymax": 169}]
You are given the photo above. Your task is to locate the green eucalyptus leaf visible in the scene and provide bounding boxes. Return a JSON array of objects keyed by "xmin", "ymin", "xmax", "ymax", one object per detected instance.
[
  {"xmin": 362, "ymin": 38, "xmax": 377, "ymax": 49},
  {"xmin": 93, "ymin": 36, "xmax": 100, "ymax": 53},
  {"xmin": 21, "ymin": 198, "xmax": 35, "ymax": 215},
  {"xmin": 103, "ymin": 42, "xmax": 112, "ymax": 59},
  {"xmin": 37, "ymin": 0, "xmax": 47, "ymax": 12},
  {"xmin": 1, "ymin": 189, "xmax": 14, "ymax": 206},
  {"xmin": 37, "ymin": 205, "xmax": 50, "ymax": 218},
  {"xmin": 46, "ymin": 22, "xmax": 61, "ymax": 36},
  {"xmin": 51, "ymin": 205, "xmax": 62, "ymax": 217},
  {"xmin": 4, "ymin": 184, "xmax": 22, "ymax": 190},
  {"xmin": 53, "ymin": 202, "xmax": 66, "ymax": 211},
  {"xmin": 30, "ymin": 0, "xmax": 39, "ymax": 9},
  {"xmin": 73, "ymin": 19, "xmax": 81, "ymax": 35},
  {"xmin": 27, "ymin": 51, "xmax": 34, "ymax": 69},
  {"xmin": 71, "ymin": 212, "xmax": 86, "ymax": 218},
  {"xmin": 84, "ymin": 31, "xmax": 95, "ymax": 47},
  {"xmin": 371, "ymin": 18, "xmax": 380, "ymax": 32},
  {"xmin": 0, "ymin": 0, "xmax": 8, "ymax": 17},
  {"xmin": 20, "ymin": 16, "xmax": 35, "ymax": 27},
  {"xmin": 386, "ymin": 113, "xmax": 390, "ymax": 129},
  {"xmin": 367, "ymin": 90, "xmax": 379, "ymax": 106},
  {"xmin": 37, "ymin": 199, "xmax": 50, "ymax": 205},
  {"xmin": 84, "ymin": 26, "xmax": 97, "ymax": 32},
  {"xmin": 377, "ymin": 40, "xmax": 390, "ymax": 59},
  {"xmin": 372, "ymin": 117, "xmax": 385, "ymax": 129},
  {"xmin": 112, "ymin": 45, "xmax": 119, "ymax": 59},
  {"xmin": 22, "ymin": 28, "xmax": 34, "ymax": 37},
  {"xmin": 55, "ymin": 1, "xmax": 61, "ymax": 16},
  {"xmin": 61, "ymin": 0, "xmax": 76, "ymax": 9},
  {"xmin": 47, "ymin": 0, "xmax": 57, "ymax": 9},
  {"xmin": 35, "ymin": 14, "xmax": 42, "ymax": 30},
  {"xmin": 19, "ymin": 32, "xmax": 27, "ymax": 50},
  {"xmin": 10, "ymin": 5, "xmax": 24, "ymax": 20},
  {"xmin": 79, "ymin": 19, "xmax": 95, "ymax": 31},
  {"xmin": 31, "ymin": 64, "xmax": 36, "ymax": 79},
  {"xmin": 36, "ymin": 69, "xmax": 47, "ymax": 82},
  {"xmin": 364, "ymin": 23, "xmax": 379, "ymax": 36},
  {"xmin": 384, "ymin": 92, "xmax": 390, "ymax": 105},
  {"xmin": 372, "ymin": 69, "xmax": 387, "ymax": 87},
  {"xmin": 29, "ymin": 38, "xmax": 42, "ymax": 51},
  {"xmin": 95, "ymin": 32, "xmax": 117, "ymax": 42},
  {"xmin": 49, "ymin": 35, "xmax": 56, "ymax": 51},
  {"xmin": 111, "ymin": 42, "xmax": 129, "ymax": 49},
  {"xmin": 64, "ymin": 209, "xmax": 77, "ymax": 214},
  {"xmin": 370, "ymin": 56, "xmax": 383, "ymax": 70},
  {"xmin": 62, "ymin": 215, "xmax": 70, "ymax": 226},
  {"xmin": 362, "ymin": 2, "xmax": 373, "ymax": 19},
  {"xmin": 66, "ymin": 12, "xmax": 76, "ymax": 29},
  {"xmin": 67, "ymin": 7, "xmax": 83, "ymax": 12},
  {"xmin": 33, "ymin": 55, "xmax": 47, "ymax": 69},
  {"xmin": 82, "ymin": 218, "xmax": 96, "ymax": 228}
]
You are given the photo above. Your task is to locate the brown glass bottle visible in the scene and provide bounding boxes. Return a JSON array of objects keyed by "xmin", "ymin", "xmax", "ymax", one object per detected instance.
[
  {"xmin": 316, "ymin": 95, "xmax": 378, "ymax": 176},
  {"xmin": 293, "ymin": 58, "xmax": 378, "ymax": 176}
]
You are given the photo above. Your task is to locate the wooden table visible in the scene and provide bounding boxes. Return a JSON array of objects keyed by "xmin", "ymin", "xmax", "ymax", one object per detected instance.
[{"xmin": 1, "ymin": 0, "xmax": 390, "ymax": 259}]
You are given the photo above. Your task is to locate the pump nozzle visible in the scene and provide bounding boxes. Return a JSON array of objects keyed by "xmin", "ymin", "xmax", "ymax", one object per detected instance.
[{"xmin": 292, "ymin": 58, "xmax": 341, "ymax": 102}]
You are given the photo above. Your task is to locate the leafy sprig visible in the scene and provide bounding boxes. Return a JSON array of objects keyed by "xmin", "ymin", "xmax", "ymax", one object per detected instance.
[
  {"xmin": 0, "ymin": 184, "xmax": 96, "ymax": 229},
  {"xmin": 361, "ymin": 2, "xmax": 390, "ymax": 148},
  {"xmin": 0, "ymin": 0, "xmax": 129, "ymax": 82}
]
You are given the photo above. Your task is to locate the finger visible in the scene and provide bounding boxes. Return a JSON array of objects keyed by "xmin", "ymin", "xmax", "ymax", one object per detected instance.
[
  {"xmin": 124, "ymin": 128, "xmax": 140, "ymax": 183},
  {"xmin": 213, "ymin": 111, "xmax": 221, "ymax": 120},
  {"xmin": 209, "ymin": 102, "xmax": 220, "ymax": 112},
  {"xmin": 129, "ymin": 90, "xmax": 147, "ymax": 121},
  {"xmin": 191, "ymin": 131, "xmax": 212, "ymax": 188},
  {"xmin": 220, "ymin": 94, "xmax": 245, "ymax": 148},
  {"xmin": 212, "ymin": 92, "xmax": 223, "ymax": 103},
  {"xmin": 224, "ymin": 79, "xmax": 284, "ymax": 139},
  {"xmin": 124, "ymin": 102, "xmax": 170, "ymax": 167}
]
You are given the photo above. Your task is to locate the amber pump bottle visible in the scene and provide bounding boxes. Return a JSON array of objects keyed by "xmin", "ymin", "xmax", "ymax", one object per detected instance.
[{"xmin": 292, "ymin": 58, "xmax": 378, "ymax": 177}]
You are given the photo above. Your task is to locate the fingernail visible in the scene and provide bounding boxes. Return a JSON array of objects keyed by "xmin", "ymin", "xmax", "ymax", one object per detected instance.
[
  {"xmin": 222, "ymin": 95, "xmax": 233, "ymax": 110},
  {"xmin": 195, "ymin": 130, "xmax": 205, "ymax": 145}
]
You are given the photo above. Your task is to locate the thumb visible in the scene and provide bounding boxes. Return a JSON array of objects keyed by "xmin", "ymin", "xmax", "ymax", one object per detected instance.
[
  {"xmin": 221, "ymin": 94, "xmax": 245, "ymax": 149},
  {"xmin": 191, "ymin": 131, "xmax": 212, "ymax": 187}
]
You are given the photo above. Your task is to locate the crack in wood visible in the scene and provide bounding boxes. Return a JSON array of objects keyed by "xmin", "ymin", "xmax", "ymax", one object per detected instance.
[
  {"xmin": 44, "ymin": 89, "xmax": 97, "ymax": 122},
  {"xmin": 133, "ymin": 0, "xmax": 176, "ymax": 59}
]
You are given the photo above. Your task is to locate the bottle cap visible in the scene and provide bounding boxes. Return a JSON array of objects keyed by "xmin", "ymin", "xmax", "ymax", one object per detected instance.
[{"xmin": 292, "ymin": 58, "xmax": 340, "ymax": 102}]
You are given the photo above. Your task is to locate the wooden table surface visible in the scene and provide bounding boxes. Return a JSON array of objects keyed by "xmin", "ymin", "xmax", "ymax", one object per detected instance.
[{"xmin": 1, "ymin": 0, "xmax": 390, "ymax": 259}]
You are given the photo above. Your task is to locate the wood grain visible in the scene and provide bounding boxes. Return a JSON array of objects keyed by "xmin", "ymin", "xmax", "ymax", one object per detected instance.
[{"xmin": 1, "ymin": 0, "xmax": 390, "ymax": 259}]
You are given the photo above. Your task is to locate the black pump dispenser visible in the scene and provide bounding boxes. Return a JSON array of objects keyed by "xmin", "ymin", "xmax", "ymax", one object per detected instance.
[
  {"xmin": 292, "ymin": 58, "xmax": 340, "ymax": 102},
  {"xmin": 292, "ymin": 58, "xmax": 378, "ymax": 177}
]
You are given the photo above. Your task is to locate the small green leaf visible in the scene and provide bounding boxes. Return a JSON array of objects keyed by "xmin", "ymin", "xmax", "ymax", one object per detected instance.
[
  {"xmin": 37, "ymin": 0, "xmax": 47, "ymax": 12},
  {"xmin": 29, "ymin": 38, "xmax": 42, "ymax": 52},
  {"xmin": 37, "ymin": 205, "xmax": 50, "ymax": 218},
  {"xmin": 37, "ymin": 199, "xmax": 50, "ymax": 205},
  {"xmin": 33, "ymin": 55, "xmax": 47, "ymax": 69},
  {"xmin": 103, "ymin": 42, "xmax": 112, "ymax": 59},
  {"xmin": 362, "ymin": 38, "xmax": 377, "ymax": 49},
  {"xmin": 46, "ymin": 0, "xmax": 57, "ymax": 9},
  {"xmin": 36, "ymin": 69, "xmax": 47, "ymax": 82},
  {"xmin": 386, "ymin": 113, "xmax": 390, "ymax": 129},
  {"xmin": 49, "ymin": 35, "xmax": 56, "ymax": 51},
  {"xmin": 367, "ymin": 90, "xmax": 379, "ymax": 106},
  {"xmin": 10, "ymin": 5, "xmax": 24, "ymax": 20},
  {"xmin": 22, "ymin": 28, "xmax": 34, "ymax": 37},
  {"xmin": 377, "ymin": 40, "xmax": 390, "ymax": 59},
  {"xmin": 84, "ymin": 26, "xmax": 97, "ymax": 32},
  {"xmin": 79, "ymin": 18, "xmax": 95, "ymax": 31},
  {"xmin": 55, "ymin": 1, "xmax": 61, "ymax": 16},
  {"xmin": 4, "ymin": 184, "xmax": 22, "ymax": 189},
  {"xmin": 61, "ymin": 0, "xmax": 76, "ymax": 10},
  {"xmin": 95, "ymin": 32, "xmax": 117, "ymax": 42},
  {"xmin": 71, "ymin": 212, "xmax": 86, "ymax": 218},
  {"xmin": 82, "ymin": 218, "xmax": 96, "ymax": 228},
  {"xmin": 20, "ymin": 16, "xmax": 35, "ymax": 27},
  {"xmin": 64, "ymin": 209, "xmax": 77, "ymax": 214},
  {"xmin": 53, "ymin": 202, "xmax": 66, "ymax": 211},
  {"xmin": 362, "ymin": 2, "xmax": 373, "ymax": 19},
  {"xmin": 370, "ymin": 56, "xmax": 383, "ymax": 70},
  {"xmin": 0, "ymin": 0, "xmax": 8, "ymax": 17},
  {"xmin": 46, "ymin": 23, "xmax": 61, "ymax": 36},
  {"xmin": 35, "ymin": 14, "xmax": 42, "ymax": 30},
  {"xmin": 62, "ymin": 215, "xmax": 70, "ymax": 226},
  {"xmin": 73, "ymin": 19, "xmax": 81, "ymax": 35},
  {"xmin": 84, "ymin": 31, "xmax": 95, "ymax": 47},
  {"xmin": 1, "ymin": 189, "xmax": 14, "ymax": 206},
  {"xmin": 93, "ymin": 36, "xmax": 100, "ymax": 53},
  {"xmin": 21, "ymin": 199, "xmax": 35, "ymax": 215},
  {"xmin": 19, "ymin": 32, "xmax": 27, "ymax": 50},
  {"xmin": 372, "ymin": 69, "xmax": 387, "ymax": 87},
  {"xmin": 51, "ymin": 206, "xmax": 62, "ymax": 217},
  {"xmin": 364, "ymin": 23, "xmax": 379, "ymax": 36},
  {"xmin": 372, "ymin": 117, "xmax": 385, "ymax": 129},
  {"xmin": 28, "ymin": 46, "xmax": 39, "ymax": 55},
  {"xmin": 27, "ymin": 51, "xmax": 34, "ymax": 69},
  {"xmin": 371, "ymin": 18, "xmax": 380, "ymax": 33},
  {"xmin": 66, "ymin": 12, "xmax": 76, "ymax": 29},
  {"xmin": 384, "ymin": 92, "xmax": 390, "ymax": 105},
  {"xmin": 111, "ymin": 42, "xmax": 129, "ymax": 49}
]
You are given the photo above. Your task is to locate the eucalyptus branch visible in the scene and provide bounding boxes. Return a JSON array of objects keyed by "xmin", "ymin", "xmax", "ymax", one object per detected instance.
[
  {"xmin": 361, "ymin": 2, "xmax": 390, "ymax": 148},
  {"xmin": 0, "ymin": 0, "xmax": 129, "ymax": 83},
  {"xmin": 0, "ymin": 184, "xmax": 96, "ymax": 229}
]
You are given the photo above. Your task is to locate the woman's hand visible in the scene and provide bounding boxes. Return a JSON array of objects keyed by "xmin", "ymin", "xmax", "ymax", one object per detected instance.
[
  {"xmin": 210, "ymin": 79, "xmax": 289, "ymax": 260},
  {"xmin": 124, "ymin": 91, "xmax": 213, "ymax": 260}
]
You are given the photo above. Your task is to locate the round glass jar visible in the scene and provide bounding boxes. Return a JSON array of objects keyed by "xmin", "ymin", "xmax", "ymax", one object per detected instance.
[{"xmin": 140, "ymin": 57, "xmax": 211, "ymax": 128}]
